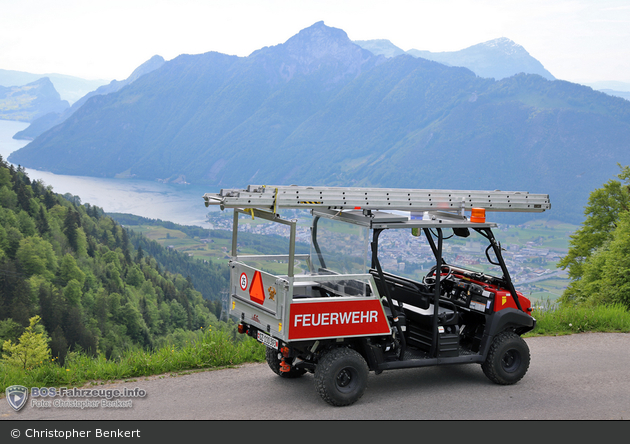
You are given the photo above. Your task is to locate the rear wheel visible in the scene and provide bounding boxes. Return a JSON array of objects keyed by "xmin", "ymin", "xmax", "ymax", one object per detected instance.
[
  {"xmin": 265, "ymin": 347, "xmax": 306, "ymax": 378},
  {"xmin": 482, "ymin": 331, "xmax": 530, "ymax": 385},
  {"xmin": 315, "ymin": 347, "xmax": 369, "ymax": 406}
]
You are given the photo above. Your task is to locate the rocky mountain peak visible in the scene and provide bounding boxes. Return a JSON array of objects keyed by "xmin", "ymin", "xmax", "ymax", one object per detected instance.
[
  {"xmin": 0, "ymin": 76, "xmax": 69, "ymax": 122},
  {"xmin": 479, "ymin": 37, "xmax": 527, "ymax": 56},
  {"xmin": 254, "ymin": 21, "xmax": 381, "ymax": 82},
  {"xmin": 283, "ymin": 21, "xmax": 355, "ymax": 58},
  {"xmin": 127, "ymin": 55, "xmax": 166, "ymax": 83},
  {"xmin": 27, "ymin": 77, "xmax": 61, "ymax": 97}
]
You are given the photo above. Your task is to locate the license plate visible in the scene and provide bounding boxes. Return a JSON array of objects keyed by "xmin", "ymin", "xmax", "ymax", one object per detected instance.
[{"xmin": 257, "ymin": 331, "xmax": 278, "ymax": 349}]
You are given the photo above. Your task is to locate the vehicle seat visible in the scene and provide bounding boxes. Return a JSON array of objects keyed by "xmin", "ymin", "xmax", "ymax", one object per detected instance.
[
  {"xmin": 369, "ymin": 269, "xmax": 432, "ymax": 310},
  {"xmin": 402, "ymin": 303, "xmax": 459, "ymax": 327}
]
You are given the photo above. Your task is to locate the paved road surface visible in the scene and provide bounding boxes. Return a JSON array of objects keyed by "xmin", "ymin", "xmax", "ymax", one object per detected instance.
[{"xmin": 1, "ymin": 333, "xmax": 629, "ymax": 421}]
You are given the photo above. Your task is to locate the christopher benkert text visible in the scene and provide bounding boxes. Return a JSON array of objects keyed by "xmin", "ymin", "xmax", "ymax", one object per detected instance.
[{"xmin": 26, "ymin": 429, "xmax": 140, "ymax": 438}]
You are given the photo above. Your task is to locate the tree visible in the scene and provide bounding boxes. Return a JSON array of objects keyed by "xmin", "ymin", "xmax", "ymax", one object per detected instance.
[
  {"xmin": 3, "ymin": 227, "xmax": 23, "ymax": 259},
  {"xmin": 49, "ymin": 325, "xmax": 68, "ymax": 364},
  {"xmin": 0, "ymin": 164, "xmax": 11, "ymax": 187},
  {"xmin": 559, "ymin": 164, "xmax": 630, "ymax": 307},
  {"xmin": 17, "ymin": 210, "xmax": 37, "ymax": 237},
  {"xmin": 560, "ymin": 211, "xmax": 630, "ymax": 307},
  {"xmin": 63, "ymin": 209, "xmax": 81, "ymax": 251},
  {"xmin": 2, "ymin": 315, "xmax": 51, "ymax": 369},
  {"xmin": 63, "ymin": 279, "xmax": 83, "ymax": 306},
  {"xmin": 169, "ymin": 299, "xmax": 188, "ymax": 330},
  {"xmin": 36, "ymin": 206, "xmax": 50, "ymax": 234},
  {"xmin": 15, "ymin": 236, "xmax": 57, "ymax": 278},
  {"xmin": 63, "ymin": 306, "xmax": 97, "ymax": 356},
  {"xmin": 0, "ymin": 186, "xmax": 18, "ymax": 210},
  {"xmin": 119, "ymin": 301, "xmax": 151, "ymax": 346},
  {"xmin": 0, "ymin": 318, "xmax": 24, "ymax": 345},
  {"xmin": 58, "ymin": 253, "xmax": 85, "ymax": 286},
  {"xmin": 559, "ymin": 164, "xmax": 630, "ymax": 279},
  {"xmin": 136, "ymin": 245, "xmax": 144, "ymax": 263},
  {"xmin": 125, "ymin": 264, "xmax": 144, "ymax": 287}
]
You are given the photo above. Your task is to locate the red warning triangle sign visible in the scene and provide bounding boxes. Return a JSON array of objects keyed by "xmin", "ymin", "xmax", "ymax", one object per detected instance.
[{"xmin": 249, "ymin": 271, "xmax": 265, "ymax": 305}]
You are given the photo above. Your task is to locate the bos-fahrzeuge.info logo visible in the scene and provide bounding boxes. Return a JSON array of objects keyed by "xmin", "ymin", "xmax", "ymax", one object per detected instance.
[
  {"xmin": 5, "ymin": 386, "xmax": 146, "ymax": 411},
  {"xmin": 6, "ymin": 385, "xmax": 29, "ymax": 411}
]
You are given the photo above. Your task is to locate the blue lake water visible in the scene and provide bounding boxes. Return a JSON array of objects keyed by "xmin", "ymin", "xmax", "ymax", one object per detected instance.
[{"xmin": 0, "ymin": 119, "xmax": 220, "ymax": 227}]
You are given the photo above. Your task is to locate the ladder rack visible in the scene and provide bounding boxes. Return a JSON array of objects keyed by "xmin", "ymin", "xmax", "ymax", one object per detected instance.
[{"xmin": 204, "ymin": 185, "xmax": 551, "ymax": 213}]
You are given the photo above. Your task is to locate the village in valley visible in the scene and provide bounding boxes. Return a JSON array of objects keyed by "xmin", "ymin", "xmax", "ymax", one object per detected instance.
[{"xmin": 201, "ymin": 210, "xmax": 573, "ymax": 304}]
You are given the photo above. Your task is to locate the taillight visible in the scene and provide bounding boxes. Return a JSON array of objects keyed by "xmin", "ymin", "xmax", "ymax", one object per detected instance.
[
  {"xmin": 238, "ymin": 324, "xmax": 247, "ymax": 334},
  {"xmin": 280, "ymin": 346, "xmax": 290, "ymax": 357}
]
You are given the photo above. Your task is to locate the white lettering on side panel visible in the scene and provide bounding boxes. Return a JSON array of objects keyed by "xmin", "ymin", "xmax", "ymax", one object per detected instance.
[{"xmin": 293, "ymin": 310, "xmax": 380, "ymax": 327}]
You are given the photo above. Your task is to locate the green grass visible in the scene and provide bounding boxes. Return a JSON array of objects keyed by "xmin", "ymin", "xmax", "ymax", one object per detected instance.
[
  {"xmin": 0, "ymin": 327, "xmax": 265, "ymax": 394},
  {"xmin": 526, "ymin": 302, "xmax": 630, "ymax": 337}
]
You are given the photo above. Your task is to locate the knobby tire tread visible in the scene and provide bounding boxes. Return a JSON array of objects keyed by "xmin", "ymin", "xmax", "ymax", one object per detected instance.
[
  {"xmin": 315, "ymin": 347, "xmax": 369, "ymax": 407},
  {"xmin": 482, "ymin": 330, "xmax": 530, "ymax": 385}
]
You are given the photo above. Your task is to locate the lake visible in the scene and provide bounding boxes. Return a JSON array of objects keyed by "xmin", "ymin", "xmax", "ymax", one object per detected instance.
[{"xmin": 0, "ymin": 119, "xmax": 220, "ymax": 227}]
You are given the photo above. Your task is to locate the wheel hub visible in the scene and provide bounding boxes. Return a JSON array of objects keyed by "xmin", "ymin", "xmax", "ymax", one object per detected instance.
[
  {"xmin": 337, "ymin": 369, "xmax": 352, "ymax": 387},
  {"xmin": 502, "ymin": 350, "xmax": 521, "ymax": 373}
]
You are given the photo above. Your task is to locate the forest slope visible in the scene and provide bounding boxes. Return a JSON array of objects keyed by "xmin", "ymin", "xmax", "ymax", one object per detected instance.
[{"xmin": 0, "ymin": 157, "xmax": 227, "ymax": 363}]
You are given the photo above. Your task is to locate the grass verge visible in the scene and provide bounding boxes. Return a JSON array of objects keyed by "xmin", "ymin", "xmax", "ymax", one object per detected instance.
[
  {"xmin": 1, "ymin": 328, "xmax": 265, "ymax": 394},
  {"xmin": 526, "ymin": 302, "xmax": 630, "ymax": 336}
]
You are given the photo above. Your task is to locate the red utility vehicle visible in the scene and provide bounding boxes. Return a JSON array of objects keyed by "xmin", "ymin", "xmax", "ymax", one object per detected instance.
[{"xmin": 203, "ymin": 185, "xmax": 551, "ymax": 406}]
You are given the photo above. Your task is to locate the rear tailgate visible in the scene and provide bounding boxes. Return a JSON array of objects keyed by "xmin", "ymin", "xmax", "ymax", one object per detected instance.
[{"xmin": 230, "ymin": 261, "xmax": 288, "ymax": 344}]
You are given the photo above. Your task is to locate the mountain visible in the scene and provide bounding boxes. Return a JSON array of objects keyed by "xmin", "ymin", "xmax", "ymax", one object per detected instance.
[
  {"xmin": 0, "ymin": 69, "xmax": 109, "ymax": 104},
  {"xmin": 597, "ymin": 89, "xmax": 630, "ymax": 101},
  {"xmin": 8, "ymin": 22, "xmax": 630, "ymax": 224},
  {"xmin": 354, "ymin": 39, "xmax": 406, "ymax": 58},
  {"xmin": 355, "ymin": 37, "xmax": 555, "ymax": 81},
  {"xmin": 581, "ymin": 82, "xmax": 630, "ymax": 102},
  {"xmin": 13, "ymin": 55, "xmax": 165, "ymax": 140},
  {"xmin": 0, "ymin": 77, "xmax": 69, "ymax": 122},
  {"xmin": 583, "ymin": 81, "xmax": 630, "ymax": 92}
]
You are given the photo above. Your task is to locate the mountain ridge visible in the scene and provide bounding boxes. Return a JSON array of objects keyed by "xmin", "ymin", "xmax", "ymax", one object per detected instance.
[
  {"xmin": 13, "ymin": 55, "xmax": 165, "ymax": 141},
  {"xmin": 355, "ymin": 37, "xmax": 555, "ymax": 81},
  {"xmin": 0, "ymin": 77, "xmax": 69, "ymax": 122},
  {"xmin": 0, "ymin": 69, "xmax": 109, "ymax": 104},
  {"xmin": 8, "ymin": 22, "xmax": 630, "ymax": 224}
]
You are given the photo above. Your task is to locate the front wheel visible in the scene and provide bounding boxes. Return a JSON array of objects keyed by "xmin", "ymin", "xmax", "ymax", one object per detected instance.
[
  {"xmin": 315, "ymin": 347, "xmax": 369, "ymax": 406},
  {"xmin": 482, "ymin": 331, "xmax": 530, "ymax": 385}
]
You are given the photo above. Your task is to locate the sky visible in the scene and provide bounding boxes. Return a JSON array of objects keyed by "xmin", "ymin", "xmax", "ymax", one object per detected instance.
[{"xmin": 2, "ymin": 0, "xmax": 630, "ymax": 87}]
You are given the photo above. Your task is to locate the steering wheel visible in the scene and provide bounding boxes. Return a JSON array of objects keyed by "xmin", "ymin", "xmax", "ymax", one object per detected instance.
[{"xmin": 422, "ymin": 265, "xmax": 453, "ymax": 285}]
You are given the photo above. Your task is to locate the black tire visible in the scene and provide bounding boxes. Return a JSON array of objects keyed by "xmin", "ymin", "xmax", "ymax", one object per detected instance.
[
  {"xmin": 315, "ymin": 347, "xmax": 369, "ymax": 406},
  {"xmin": 482, "ymin": 331, "xmax": 530, "ymax": 385},
  {"xmin": 265, "ymin": 347, "xmax": 306, "ymax": 378}
]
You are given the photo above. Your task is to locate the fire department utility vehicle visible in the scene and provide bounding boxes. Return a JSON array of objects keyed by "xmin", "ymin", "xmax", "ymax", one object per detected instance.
[{"xmin": 203, "ymin": 185, "xmax": 551, "ymax": 406}]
